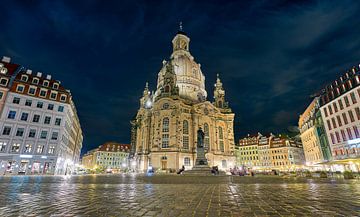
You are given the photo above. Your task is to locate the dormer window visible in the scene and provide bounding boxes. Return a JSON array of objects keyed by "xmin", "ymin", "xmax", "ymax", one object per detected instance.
[
  {"xmin": 0, "ymin": 78, "xmax": 8, "ymax": 86},
  {"xmin": 50, "ymin": 91, "xmax": 57, "ymax": 100},
  {"xmin": 32, "ymin": 78, "xmax": 39, "ymax": 84},
  {"xmin": 39, "ymin": 89, "xmax": 47, "ymax": 97},
  {"xmin": 60, "ymin": 94, "xmax": 67, "ymax": 102},
  {"xmin": 21, "ymin": 75, "xmax": 28, "ymax": 82},
  {"xmin": 28, "ymin": 86, "xmax": 36, "ymax": 95},
  {"xmin": 0, "ymin": 67, "xmax": 7, "ymax": 74},
  {"xmin": 16, "ymin": 85, "xmax": 24, "ymax": 93},
  {"xmin": 43, "ymin": 80, "xmax": 49, "ymax": 87},
  {"xmin": 53, "ymin": 83, "xmax": 59, "ymax": 89}
]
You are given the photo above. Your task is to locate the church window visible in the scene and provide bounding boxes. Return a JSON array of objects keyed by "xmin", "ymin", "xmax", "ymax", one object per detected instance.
[
  {"xmin": 162, "ymin": 134, "xmax": 169, "ymax": 148},
  {"xmin": 162, "ymin": 118, "xmax": 169, "ymax": 132},
  {"xmin": 183, "ymin": 120, "xmax": 189, "ymax": 149},
  {"xmin": 162, "ymin": 117, "xmax": 170, "ymax": 148},
  {"xmin": 204, "ymin": 123, "xmax": 210, "ymax": 149},
  {"xmin": 164, "ymin": 85, "xmax": 170, "ymax": 93},
  {"xmin": 162, "ymin": 103, "xmax": 169, "ymax": 109},
  {"xmin": 183, "ymin": 120, "xmax": 189, "ymax": 134},
  {"xmin": 219, "ymin": 127, "xmax": 224, "ymax": 152},
  {"xmin": 183, "ymin": 136, "xmax": 189, "ymax": 149},
  {"xmin": 184, "ymin": 157, "xmax": 190, "ymax": 166},
  {"xmin": 219, "ymin": 127, "xmax": 224, "ymax": 139}
]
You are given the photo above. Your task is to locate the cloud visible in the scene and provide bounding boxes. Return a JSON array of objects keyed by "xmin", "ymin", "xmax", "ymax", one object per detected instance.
[{"xmin": 1, "ymin": 0, "xmax": 360, "ymax": 152}]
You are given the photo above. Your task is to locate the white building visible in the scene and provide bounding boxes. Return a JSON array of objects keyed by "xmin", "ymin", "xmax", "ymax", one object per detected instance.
[
  {"xmin": 319, "ymin": 65, "xmax": 360, "ymax": 171},
  {"xmin": 0, "ymin": 57, "xmax": 83, "ymax": 175}
]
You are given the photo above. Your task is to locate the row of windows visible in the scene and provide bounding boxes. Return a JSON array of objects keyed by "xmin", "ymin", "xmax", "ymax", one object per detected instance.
[
  {"xmin": 1, "ymin": 126, "xmax": 59, "ymax": 140},
  {"xmin": 0, "ymin": 141, "xmax": 55, "ymax": 154},
  {"xmin": 329, "ymin": 126, "xmax": 360, "ymax": 144},
  {"xmin": 160, "ymin": 118, "xmax": 225, "ymax": 152},
  {"xmin": 239, "ymin": 156, "xmax": 259, "ymax": 161},
  {"xmin": 16, "ymin": 84, "xmax": 67, "ymax": 101},
  {"xmin": 12, "ymin": 97, "xmax": 64, "ymax": 112},
  {"xmin": 20, "ymin": 74, "xmax": 59, "ymax": 89},
  {"xmin": 239, "ymin": 151, "xmax": 258, "ymax": 155},
  {"xmin": 324, "ymin": 90, "xmax": 360, "ymax": 117},
  {"xmin": 7, "ymin": 110, "xmax": 62, "ymax": 126},
  {"xmin": 326, "ymin": 108, "xmax": 360, "ymax": 130},
  {"xmin": 333, "ymin": 147, "xmax": 359, "ymax": 156},
  {"xmin": 321, "ymin": 75, "xmax": 359, "ymax": 105},
  {"xmin": 97, "ymin": 152, "xmax": 128, "ymax": 156}
]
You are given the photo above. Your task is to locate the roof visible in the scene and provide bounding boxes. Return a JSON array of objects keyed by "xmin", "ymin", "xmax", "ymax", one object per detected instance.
[
  {"xmin": 98, "ymin": 142, "xmax": 131, "ymax": 152},
  {"xmin": 0, "ymin": 60, "xmax": 20, "ymax": 76}
]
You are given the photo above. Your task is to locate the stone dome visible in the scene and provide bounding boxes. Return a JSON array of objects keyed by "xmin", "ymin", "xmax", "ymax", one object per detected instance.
[{"xmin": 155, "ymin": 32, "xmax": 207, "ymax": 103}]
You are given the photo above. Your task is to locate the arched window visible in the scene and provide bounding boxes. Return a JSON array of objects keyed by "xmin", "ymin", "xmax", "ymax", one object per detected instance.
[
  {"xmin": 162, "ymin": 118, "xmax": 170, "ymax": 148},
  {"xmin": 184, "ymin": 157, "xmax": 190, "ymax": 166},
  {"xmin": 183, "ymin": 120, "xmax": 189, "ymax": 149},
  {"xmin": 219, "ymin": 127, "xmax": 224, "ymax": 152},
  {"xmin": 204, "ymin": 123, "xmax": 210, "ymax": 149}
]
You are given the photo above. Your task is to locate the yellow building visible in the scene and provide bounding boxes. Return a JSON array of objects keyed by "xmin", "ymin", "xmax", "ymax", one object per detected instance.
[
  {"xmin": 82, "ymin": 142, "xmax": 130, "ymax": 172},
  {"xmin": 299, "ymin": 97, "xmax": 332, "ymax": 169},
  {"xmin": 269, "ymin": 135, "xmax": 305, "ymax": 171},
  {"xmin": 131, "ymin": 27, "xmax": 235, "ymax": 172},
  {"xmin": 236, "ymin": 133, "xmax": 305, "ymax": 171},
  {"xmin": 237, "ymin": 134, "xmax": 259, "ymax": 168}
]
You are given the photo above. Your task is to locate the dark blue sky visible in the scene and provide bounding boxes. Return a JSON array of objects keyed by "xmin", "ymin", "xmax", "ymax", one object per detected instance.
[{"xmin": 1, "ymin": 0, "xmax": 360, "ymax": 154}]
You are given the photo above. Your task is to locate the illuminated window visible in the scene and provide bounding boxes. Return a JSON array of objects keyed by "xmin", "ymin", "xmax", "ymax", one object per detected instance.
[
  {"xmin": 24, "ymin": 144, "xmax": 32, "ymax": 153},
  {"xmin": 11, "ymin": 143, "xmax": 20, "ymax": 153}
]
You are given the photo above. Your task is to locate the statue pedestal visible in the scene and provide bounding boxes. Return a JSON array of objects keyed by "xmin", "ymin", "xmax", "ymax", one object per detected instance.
[{"xmin": 183, "ymin": 147, "xmax": 212, "ymax": 176}]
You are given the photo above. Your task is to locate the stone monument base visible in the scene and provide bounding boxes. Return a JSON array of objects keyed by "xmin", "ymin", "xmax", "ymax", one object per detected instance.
[{"xmin": 182, "ymin": 165, "xmax": 226, "ymax": 176}]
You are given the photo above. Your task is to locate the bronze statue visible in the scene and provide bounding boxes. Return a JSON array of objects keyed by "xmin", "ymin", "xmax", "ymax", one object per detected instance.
[{"xmin": 197, "ymin": 127, "xmax": 205, "ymax": 148}]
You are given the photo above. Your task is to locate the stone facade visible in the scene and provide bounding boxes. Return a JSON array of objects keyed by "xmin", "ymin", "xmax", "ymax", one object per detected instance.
[{"xmin": 131, "ymin": 28, "xmax": 235, "ymax": 172}]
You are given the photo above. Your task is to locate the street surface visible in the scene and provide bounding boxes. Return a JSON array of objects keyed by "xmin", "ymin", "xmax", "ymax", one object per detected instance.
[{"xmin": 0, "ymin": 174, "xmax": 359, "ymax": 216}]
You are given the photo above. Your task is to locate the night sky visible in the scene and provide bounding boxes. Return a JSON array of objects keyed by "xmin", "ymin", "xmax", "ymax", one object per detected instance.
[{"xmin": 1, "ymin": 0, "xmax": 360, "ymax": 154}]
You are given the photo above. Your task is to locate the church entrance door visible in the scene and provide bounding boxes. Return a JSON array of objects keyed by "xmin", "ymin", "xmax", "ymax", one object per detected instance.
[{"xmin": 161, "ymin": 160, "xmax": 167, "ymax": 170}]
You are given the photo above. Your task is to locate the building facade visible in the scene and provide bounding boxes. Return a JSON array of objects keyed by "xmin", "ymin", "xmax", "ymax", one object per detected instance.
[
  {"xmin": 269, "ymin": 135, "xmax": 305, "ymax": 170},
  {"xmin": 319, "ymin": 65, "xmax": 360, "ymax": 170},
  {"xmin": 131, "ymin": 28, "xmax": 235, "ymax": 172},
  {"xmin": 299, "ymin": 97, "xmax": 331, "ymax": 167},
  {"xmin": 0, "ymin": 57, "xmax": 83, "ymax": 175},
  {"xmin": 82, "ymin": 142, "xmax": 130, "ymax": 172},
  {"xmin": 236, "ymin": 134, "xmax": 259, "ymax": 168},
  {"xmin": 236, "ymin": 133, "xmax": 305, "ymax": 171}
]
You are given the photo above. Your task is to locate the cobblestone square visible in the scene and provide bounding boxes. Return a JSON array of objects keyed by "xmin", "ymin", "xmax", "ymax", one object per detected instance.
[{"xmin": 0, "ymin": 175, "xmax": 359, "ymax": 217}]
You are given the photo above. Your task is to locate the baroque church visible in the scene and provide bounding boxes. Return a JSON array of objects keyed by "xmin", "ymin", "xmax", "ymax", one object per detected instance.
[{"xmin": 130, "ymin": 27, "xmax": 235, "ymax": 172}]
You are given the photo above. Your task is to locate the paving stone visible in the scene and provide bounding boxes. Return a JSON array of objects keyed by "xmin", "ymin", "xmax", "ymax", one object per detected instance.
[{"xmin": 0, "ymin": 175, "xmax": 359, "ymax": 216}]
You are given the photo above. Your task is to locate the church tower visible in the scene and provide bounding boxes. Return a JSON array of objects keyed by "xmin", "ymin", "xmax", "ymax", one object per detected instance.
[
  {"xmin": 213, "ymin": 74, "xmax": 231, "ymax": 112},
  {"xmin": 171, "ymin": 22, "xmax": 190, "ymax": 53},
  {"xmin": 140, "ymin": 82, "xmax": 153, "ymax": 109}
]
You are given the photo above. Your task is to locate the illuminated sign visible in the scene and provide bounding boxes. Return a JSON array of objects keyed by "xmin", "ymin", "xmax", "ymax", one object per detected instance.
[{"xmin": 20, "ymin": 155, "xmax": 33, "ymax": 158}]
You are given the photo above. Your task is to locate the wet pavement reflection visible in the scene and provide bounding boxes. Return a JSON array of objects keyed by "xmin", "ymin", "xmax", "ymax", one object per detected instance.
[{"xmin": 0, "ymin": 174, "xmax": 359, "ymax": 216}]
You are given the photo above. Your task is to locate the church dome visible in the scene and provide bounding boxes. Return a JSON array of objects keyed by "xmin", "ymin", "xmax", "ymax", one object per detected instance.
[{"xmin": 155, "ymin": 31, "xmax": 207, "ymax": 103}]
